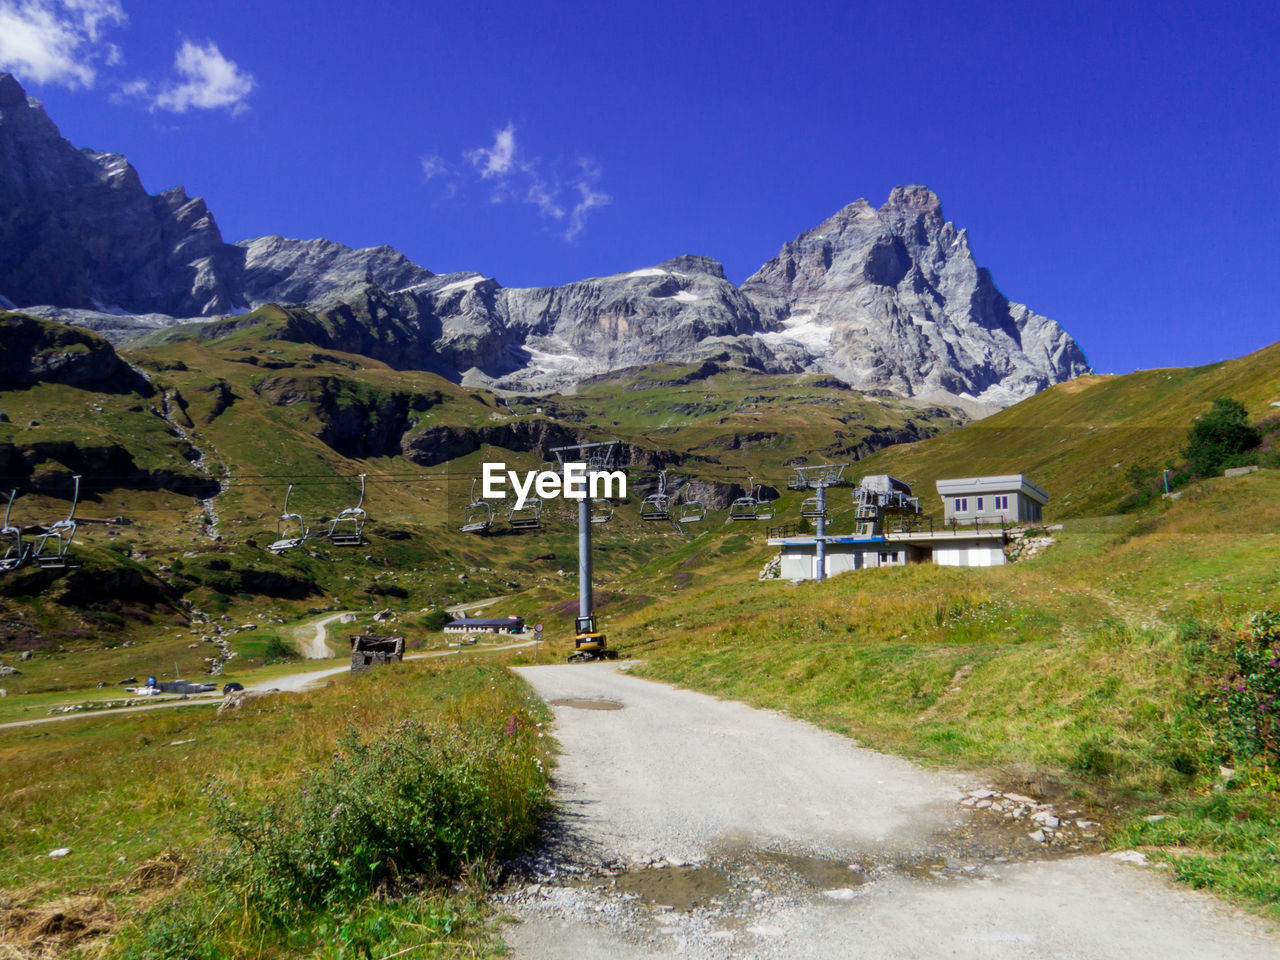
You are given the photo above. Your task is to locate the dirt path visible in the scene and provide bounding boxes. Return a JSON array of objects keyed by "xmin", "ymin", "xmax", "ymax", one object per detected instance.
[
  {"xmin": 0, "ymin": 640, "xmax": 540, "ymax": 730},
  {"xmin": 502, "ymin": 664, "xmax": 1280, "ymax": 960},
  {"xmin": 293, "ymin": 611, "xmax": 357, "ymax": 659},
  {"xmin": 445, "ymin": 595, "xmax": 509, "ymax": 616}
]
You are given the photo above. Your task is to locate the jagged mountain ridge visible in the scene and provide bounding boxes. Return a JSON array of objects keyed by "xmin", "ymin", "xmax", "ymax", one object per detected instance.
[{"xmin": 0, "ymin": 72, "xmax": 1089, "ymax": 407}]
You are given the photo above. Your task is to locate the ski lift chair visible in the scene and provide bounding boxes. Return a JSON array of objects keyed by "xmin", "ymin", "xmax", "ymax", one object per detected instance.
[
  {"xmin": 590, "ymin": 498, "xmax": 613, "ymax": 524},
  {"xmin": 328, "ymin": 474, "xmax": 368, "ymax": 545},
  {"xmin": 640, "ymin": 470, "xmax": 672, "ymax": 521},
  {"xmin": 800, "ymin": 495, "xmax": 826, "ymax": 519},
  {"xmin": 460, "ymin": 478, "xmax": 493, "ymax": 534},
  {"xmin": 267, "ymin": 484, "xmax": 311, "ymax": 553},
  {"xmin": 729, "ymin": 476, "xmax": 763, "ymax": 521},
  {"xmin": 0, "ymin": 489, "xmax": 29, "ymax": 572},
  {"xmin": 508, "ymin": 497, "xmax": 543, "ymax": 530},
  {"xmin": 677, "ymin": 497, "xmax": 705, "ymax": 523},
  {"xmin": 32, "ymin": 475, "xmax": 81, "ymax": 569}
]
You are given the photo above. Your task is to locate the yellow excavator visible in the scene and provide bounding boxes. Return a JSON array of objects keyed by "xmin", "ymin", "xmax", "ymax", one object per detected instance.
[{"xmin": 569, "ymin": 614, "xmax": 618, "ymax": 664}]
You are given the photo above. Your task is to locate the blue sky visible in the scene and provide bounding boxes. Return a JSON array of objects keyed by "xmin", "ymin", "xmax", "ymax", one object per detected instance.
[{"xmin": 2, "ymin": 0, "xmax": 1277, "ymax": 375}]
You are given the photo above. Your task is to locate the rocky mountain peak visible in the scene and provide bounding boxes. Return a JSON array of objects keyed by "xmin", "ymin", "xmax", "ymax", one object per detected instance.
[
  {"xmin": 657, "ymin": 254, "xmax": 726, "ymax": 279},
  {"xmin": 739, "ymin": 187, "xmax": 1089, "ymax": 405},
  {"xmin": 0, "ymin": 72, "xmax": 27, "ymax": 107},
  {"xmin": 881, "ymin": 184, "xmax": 943, "ymax": 214},
  {"xmin": 0, "ymin": 78, "xmax": 1089, "ymax": 410}
]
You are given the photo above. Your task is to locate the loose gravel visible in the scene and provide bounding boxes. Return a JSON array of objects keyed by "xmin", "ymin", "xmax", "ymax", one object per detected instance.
[{"xmin": 501, "ymin": 663, "xmax": 1280, "ymax": 959}]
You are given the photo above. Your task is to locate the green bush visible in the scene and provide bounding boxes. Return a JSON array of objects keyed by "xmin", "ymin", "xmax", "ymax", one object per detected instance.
[
  {"xmin": 211, "ymin": 718, "xmax": 548, "ymax": 918},
  {"xmin": 1210, "ymin": 611, "xmax": 1280, "ymax": 765},
  {"xmin": 112, "ymin": 714, "xmax": 550, "ymax": 956},
  {"xmin": 1184, "ymin": 397, "xmax": 1261, "ymax": 477},
  {"xmin": 262, "ymin": 634, "xmax": 297, "ymax": 663},
  {"xmin": 419, "ymin": 608, "xmax": 454, "ymax": 631}
]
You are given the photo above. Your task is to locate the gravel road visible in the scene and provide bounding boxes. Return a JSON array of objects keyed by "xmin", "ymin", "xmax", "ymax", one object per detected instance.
[
  {"xmin": 502, "ymin": 663, "xmax": 1279, "ymax": 960},
  {"xmin": 295, "ymin": 611, "xmax": 356, "ymax": 659},
  {"xmin": 0, "ymin": 639, "xmax": 539, "ymax": 729}
]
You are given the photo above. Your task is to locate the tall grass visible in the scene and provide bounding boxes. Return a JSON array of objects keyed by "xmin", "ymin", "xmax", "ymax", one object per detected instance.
[
  {"xmin": 620, "ymin": 489, "xmax": 1280, "ymax": 917},
  {"xmin": 0, "ymin": 658, "xmax": 552, "ymax": 958}
]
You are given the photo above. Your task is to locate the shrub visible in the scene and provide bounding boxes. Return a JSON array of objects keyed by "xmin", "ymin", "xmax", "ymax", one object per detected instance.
[
  {"xmin": 419, "ymin": 609, "xmax": 454, "ymax": 631},
  {"xmin": 1209, "ymin": 611, "xmax": 1280, "ymax": 766},
  {"xmin": 262, "ymin": 634, "xmax": 297, "ymax": 663},
  {"xmin": 207, "ymin": 718, "xmax": 549, "ymax": 920},
  {"xmin": 108, "ymin": 668, "xmax": 551, "ymax": 958},
  {"xmin": 1184, "ymin": 397, "xmax": 1261, "ymax": 477}
]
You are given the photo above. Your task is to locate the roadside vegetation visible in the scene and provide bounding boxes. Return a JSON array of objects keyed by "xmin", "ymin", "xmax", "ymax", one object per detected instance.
[
  {"xmin": 4, "ymin": 313, "xmax": 1280, "ymax": 933},
  {"xmin": 0, "ymin": 658, "xmax": 552, "ymax": 958},
  {"xmin": 619, "ymin": 409, "xmax": 1280, "ymax": 918}
]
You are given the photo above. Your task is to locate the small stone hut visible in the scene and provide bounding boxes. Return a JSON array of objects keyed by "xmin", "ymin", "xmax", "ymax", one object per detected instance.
[{"xmin": 349, "ymin": 634, "xmax": 404, "ymax": 673}]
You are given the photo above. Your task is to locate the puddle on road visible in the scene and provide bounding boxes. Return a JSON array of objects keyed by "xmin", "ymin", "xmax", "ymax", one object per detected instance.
[
  {"xmin": 612, "ymin": 866, "xmax": 730, "ymax": 910},
  {"xmin": 549, "ymin": 698, "xmax": 624, "ymax": 711},
  {"xmin": 755, "ymin": 850, "xmax": 867, "ymax": 889}
]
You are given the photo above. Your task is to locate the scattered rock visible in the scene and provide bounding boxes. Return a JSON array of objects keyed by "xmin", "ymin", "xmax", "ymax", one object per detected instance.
[
  {"xmin": 48, "ymin": 847, "xmax": 71, "ymax": 858},
  {"xmin": 822, "ymin": 887, "xmax": 860, "ymax": 901},
  {"xmin": 1110, "ymin": 850, "xmax": 1148, "ymax": 866}
]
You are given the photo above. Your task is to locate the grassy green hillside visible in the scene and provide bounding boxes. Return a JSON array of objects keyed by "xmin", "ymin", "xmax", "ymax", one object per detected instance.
[
  {"xmin": 0, "ymin": 314, "xmax": 957, "ymax": 694},
  {"xmin": 4, "ymin": 310, "xmax": 1280, "ymax": 926},
  {"xmin": 593, "ymin": 344, "xmax": 1280, "ymax": 919},
  {"xmin": 853, "ymin": 340, "xmax": 1280, "ymax": 519}
]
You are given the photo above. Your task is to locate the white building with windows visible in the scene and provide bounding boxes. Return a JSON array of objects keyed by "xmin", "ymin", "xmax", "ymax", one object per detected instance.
[
  {"xmin": 765, "ymin": 474, "xmax": 1051, "ymax": 581},
  {"xmin": 936, "ymin": 475, "xmax": 1048, "ymax": 525}
]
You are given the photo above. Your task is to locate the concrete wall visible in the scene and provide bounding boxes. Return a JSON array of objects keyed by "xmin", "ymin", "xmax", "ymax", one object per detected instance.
[
  {"xmin": 778, "ymin": 545, "xmax": 913, "ymax": 580},
  {"xmin": 932, "ymin": 541, "xmax": 1006, "ymax": 567}
]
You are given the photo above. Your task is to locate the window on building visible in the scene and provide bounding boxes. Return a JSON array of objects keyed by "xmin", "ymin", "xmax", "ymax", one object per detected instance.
[
  {"xmin": 994, "ymin": 495, "xmax": 1009, "ymax": 510},
  {"xmin": 954, "ymin": 498, "xmax": 967, "ymax": 512},
  {"xmin": 976, "ymin": 497, "xmax": 984, "ymax": 511}
]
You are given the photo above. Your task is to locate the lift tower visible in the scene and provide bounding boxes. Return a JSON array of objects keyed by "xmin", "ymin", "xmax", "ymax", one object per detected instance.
[
  {"xmin": 791, "ymin": 463, "xmax": 850, "ymax": 582},
  {"xmin": 550, "ymin": 440, "xmax": 623, "ymax": 662}
]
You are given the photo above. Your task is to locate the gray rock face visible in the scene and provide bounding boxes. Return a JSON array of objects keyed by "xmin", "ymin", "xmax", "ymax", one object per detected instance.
[
  {"xmin": 0, "ymin": 74, "xmax": 448, "ymax": 320},
  {"xmin": 460, "ymin": 255, "xmax": 767, "ymax": 390},
  {"xmin": 740, "ymin": 186, "xmax": 1090, "ymax": 404},
  {"xmin": 0, "ymin": 312, "xmax": 152, "ymax": 393},
  {"xmin": 234, "ymin": 236, "xmax": 439, "ymax": 307},
  {"xmin": 0, "ymin": 73, "xmax": 244, "ymax": 317},
  {"xmin": 0, "ymin": 71, "xmax": 1089, "ymax": 408}
]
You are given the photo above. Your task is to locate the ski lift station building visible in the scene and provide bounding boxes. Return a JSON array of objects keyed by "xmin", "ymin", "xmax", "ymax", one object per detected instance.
[
  {"xmin": 936, "ymin": 475, "xmax": 1048, "ymax": 525},
  {"xmin": 768, "ymin": 474, "xmax": 1047, "ymax": 580},
  {"xmin": 443, "ymin": 616, "xmax": 526, "ymax": 635}
]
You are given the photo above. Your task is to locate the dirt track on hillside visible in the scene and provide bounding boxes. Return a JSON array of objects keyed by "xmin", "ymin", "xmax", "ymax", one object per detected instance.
[{"xmin": 502, "ymin": 664, "xmax": 1279, "ymax": 960}]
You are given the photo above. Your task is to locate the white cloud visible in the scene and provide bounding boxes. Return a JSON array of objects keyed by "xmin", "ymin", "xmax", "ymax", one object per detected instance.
[
  {"xmin": 0, "ymin": 0, "xmax": 125, "ymax": 88},
  {"xmin": 566, "ymin": 160, "xmax": 611, "ymax": 241},
  {"xmin": 427, "ymin": 124, "xmax": 610, "ymax": 240},
  {"xmin": 420, "ymin": 154, "xmax": 447, "ymax": 181},
  {"xmin": 525, "ymin": 176, "xmax": 564, "ymax": 220},
  {"xmin": 147, "ymin": 40, "xmax": 254, "ymax": 113},
  {"xmin": 465, "ymin": 122, "xmax": 516, "ymax": 178}
]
